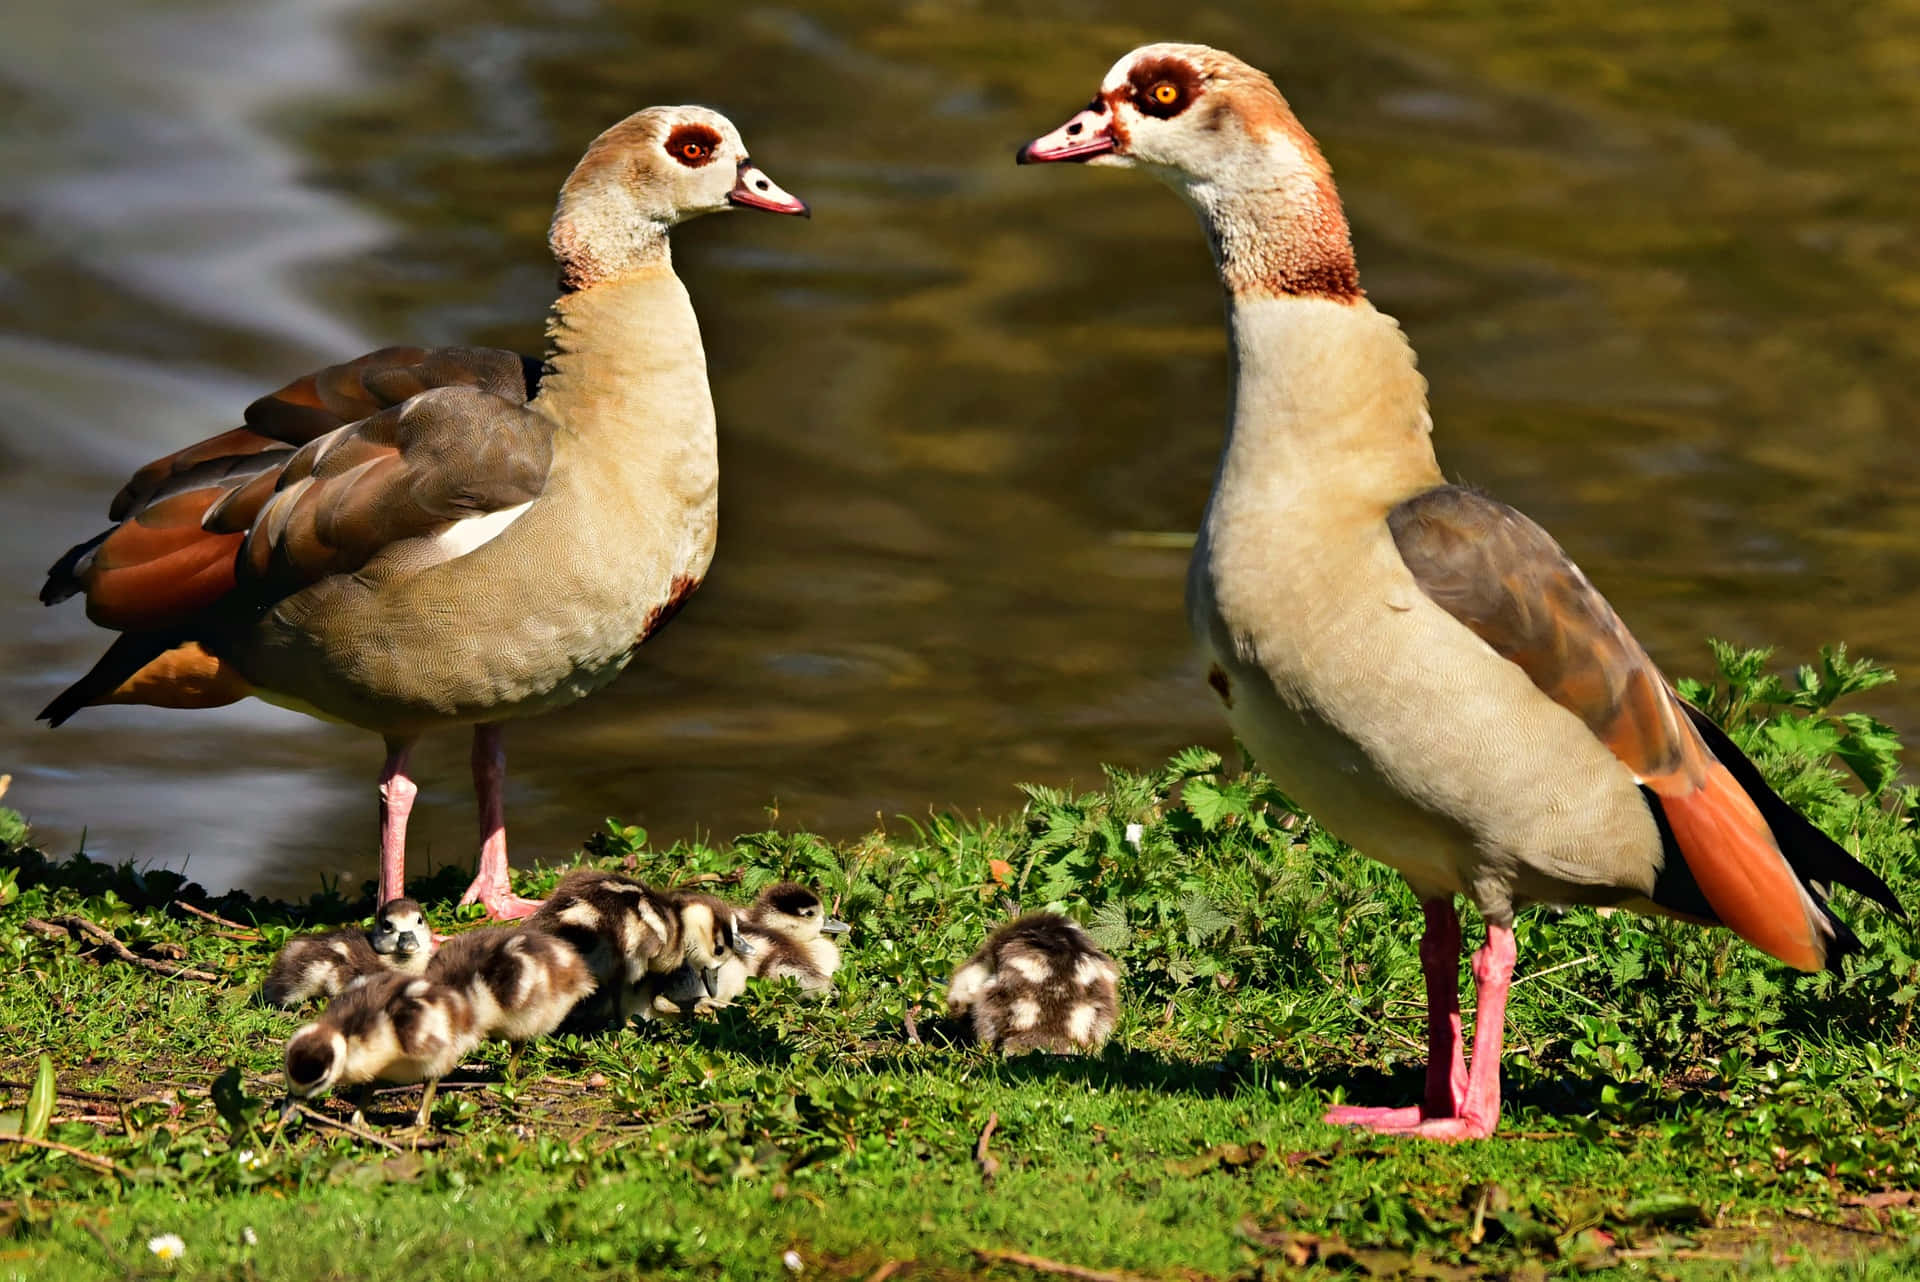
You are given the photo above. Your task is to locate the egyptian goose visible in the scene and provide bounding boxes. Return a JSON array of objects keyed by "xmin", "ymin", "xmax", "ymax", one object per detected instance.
[
  {"xmin": 525, "ymin": 868, "xmax": 740, "ymax": 1025},
  {"xmin": 282, "ymin": 969, "xmax": 479, "ymax": 1128},
  {"xmin": 1019, "ymin": 44, "xmax": 1905, "ymax": 1137},
  {"xmin": 37, "ymin": 107, "xmax": 808, "ymax": 920},
  {"xmin": 262, "ymin": 896, "xmax": 433, "ymax": 1007},
  {"xmin": 946, "ymin": 913, "xmax": 1119, "ymax": 1055},
  {"xmin": 739, "ymin": 881, "xmax": 849, "ymax": 997},
  {"xmin": 423, "ymin": 925, "xmax": 595, "ymax": 1076}
]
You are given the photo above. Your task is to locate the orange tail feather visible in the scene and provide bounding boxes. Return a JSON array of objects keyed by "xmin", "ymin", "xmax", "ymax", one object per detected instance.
[{"xmin": 1653, "ymin": 763, "xmax": 1824, "ymax": 971}]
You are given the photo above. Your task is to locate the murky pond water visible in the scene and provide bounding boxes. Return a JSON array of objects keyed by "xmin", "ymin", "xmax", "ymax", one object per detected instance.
[{"xmin": 6, "ymin": 0, "xmax": 1920, "ymax": 896}]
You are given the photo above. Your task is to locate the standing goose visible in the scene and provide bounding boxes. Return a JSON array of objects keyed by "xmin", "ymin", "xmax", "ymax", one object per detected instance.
[
  {"xmin": 1019, "ymin": 45, "xmax": 1905, "ymax": 1138},
  {"xmin": 38, "ymin": 107, "xmax": 808, "ymax": 920}
]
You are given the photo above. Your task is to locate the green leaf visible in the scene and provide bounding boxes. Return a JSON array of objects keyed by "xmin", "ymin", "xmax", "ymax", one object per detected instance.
[
  {"xmin": 211, "ymin": 1065, "xmax": 262, "ymax": 1140},
  {"xmin": 1183, "ymin": 779, "xmax": 1244, "ymax": 832},
  {"xmin": 23, "ymin": 1054, "xmax": 53, "ymax": 1142},
  {"xmin": 1088, "ymin": 902, "xmax": 1131, "ymax": 952}
]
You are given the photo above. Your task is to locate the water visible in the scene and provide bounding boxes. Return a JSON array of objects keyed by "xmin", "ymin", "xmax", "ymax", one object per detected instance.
[{"xmin": 5, "ymin": 0, "xmax": 1919, "ymax": 896}]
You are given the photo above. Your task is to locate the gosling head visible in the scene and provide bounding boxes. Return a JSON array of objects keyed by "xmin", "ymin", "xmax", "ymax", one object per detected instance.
[
  {"xmin": 675, "ymin": 897, "xmax": 745, "ymax": 998},
  {"xmin": 368, "ymin": 897, "xmax": 432, "ymax": 969},
  {"xmin": 750, "ymin": 882, "xmax": 849, "ymax": 944},
  {"xmin": 283, "ymin": 1021, "xmax": 346, "ymax": 1101},
  {"xmin": 1017, "ymin": 43, "xmax": 1358, "ymax": 302},
  {"xmin": 550, "ymin": 104, "xmax": 808, "ymax": 291}
]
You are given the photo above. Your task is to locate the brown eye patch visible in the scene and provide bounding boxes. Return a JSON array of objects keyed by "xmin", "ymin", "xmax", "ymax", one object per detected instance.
[
  {"xmin": 664, "ymin": 122, "xmax": 722, "ymax": 168},
  {"xmin": 1127, "ymin": 56, "xmax": 1202, "ymax": 119}
]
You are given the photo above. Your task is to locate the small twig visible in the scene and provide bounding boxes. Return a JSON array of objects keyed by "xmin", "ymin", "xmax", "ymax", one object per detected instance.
[
  {"xmin": 971, "ymin": 1247, "xmax": 1146, "ymax": 1282},
  {"xmin": 1508, "ymin": 953, "xmax": 1597, "ymax": 990},
  {"xmin": 170, "ymin": 900, "xmax": 259, "ymax": 935},
  {"xmin": 903, "ymin": 1003, "xmax": 922, "ymax": 1046},
  {"xmin": 288, "ymin": 1102, "xmax": 404, "ymax": 1153},
  {"xmin": 27, "ymin": 915, "xmax": 220, "ymax": 982},
  {"xmin": 863, "ymin": 1263, "xmax": 903, "ymax": 1282},
  {"xmin": 975, "ymin": 1111, "xmax": 1001, "ymax": 1184},
  {"xmin": 2, "ymin": 1134, "xmax": 130, "ymax": 1179}
]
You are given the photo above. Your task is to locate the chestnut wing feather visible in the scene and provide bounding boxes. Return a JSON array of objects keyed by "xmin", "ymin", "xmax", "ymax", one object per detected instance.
[
  {"xmin": 43, "ymin": 346, "xmax": 544, "ymax": 630},
  {"xmin": 1386, "ymin": 484, "xmax": 1701, "ymax": 786}
]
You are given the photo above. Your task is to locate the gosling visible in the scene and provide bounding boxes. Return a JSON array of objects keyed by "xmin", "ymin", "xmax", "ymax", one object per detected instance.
[
  {"xmin": 737, "ymin": 882, "xmax": 849, "ymax": 998},
  {"xmin": 262, "ymin": 897, "xmax": 434, "ymax": 1008},
  {"xmin": 639, "ymin": 892, "xmax": 751, "ymax": 1020},
  {"xmin": 526, "ymin": 870, "xmax": 742, "ymax": 1025},
  {"xmin": 946, "ymin": 913, "xmax": 1119, "ymax": 1055},
  {"xmin": 425, "ymin": 925, "xmax": 595, "ymax": 1075},
  {"xmin": 282, "ymin": 969, "xmax": 477, "ymax": 1127}
]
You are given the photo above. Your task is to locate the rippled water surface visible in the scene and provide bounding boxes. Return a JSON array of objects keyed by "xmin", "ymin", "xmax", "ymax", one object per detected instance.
[{"xmin": 6, "ymin": 0, "xmax": 1920, "ymax": 895}]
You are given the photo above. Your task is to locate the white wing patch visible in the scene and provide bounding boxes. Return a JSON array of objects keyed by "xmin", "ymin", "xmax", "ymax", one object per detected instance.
[{"xmin": 433, "ymin": 500, "xmax": 533, "ymax": 560}]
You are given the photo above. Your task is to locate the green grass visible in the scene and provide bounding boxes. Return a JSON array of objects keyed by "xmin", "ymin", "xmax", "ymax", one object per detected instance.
[{"xmin": 5, "ymin": 642, "xmax": 1920, "ymax": 1281}]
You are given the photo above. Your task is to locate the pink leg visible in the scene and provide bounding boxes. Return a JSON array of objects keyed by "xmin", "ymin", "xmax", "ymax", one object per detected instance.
[
  {"xmin": 1328, "ymin": 921, "xmax": 1505, "ymax": 1143},
  {"xmin": 1326, "ymin": 897, "xmax": 1470, "ymax": 1129},
  {"xmin": 376, "ymin": 739, "xmax": 418, "ymax": 906},
  {"xmin": 456, "ymin": 724, "xmax": 543, "ymax": 920}
]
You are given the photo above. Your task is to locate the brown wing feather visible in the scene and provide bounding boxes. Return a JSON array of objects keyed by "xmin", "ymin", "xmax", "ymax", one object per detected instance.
[
  {"xmin": 1387, "ymin": 485, "xmax": 1703, "ymax": 787},
  {"xmin": 1387, "ymin": 485, "xmax": 1852, "ymax": 970},
  {"xmin": 39, "ymin": 346, "xmax": 548, "ymax": 722}
]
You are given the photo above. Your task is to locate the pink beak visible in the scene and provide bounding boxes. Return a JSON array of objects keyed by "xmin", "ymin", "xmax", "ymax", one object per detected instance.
[
  {"xmin": 728, "ymin": 160, "xmax": 809, "ymax": 217},
  {"xmin": 1016, "ymin": 102, "xmax": 1118, "ymax": 164}
]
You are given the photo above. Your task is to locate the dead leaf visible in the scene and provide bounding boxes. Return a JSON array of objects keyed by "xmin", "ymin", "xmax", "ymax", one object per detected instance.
[
  {"xmin": 1842, "ymin": 1190, "xmax": 1920, "ymax": 1209},
  {"xmin": 1165, "ymin": 1141, "xmax": 1266, "ymax": 1177}
]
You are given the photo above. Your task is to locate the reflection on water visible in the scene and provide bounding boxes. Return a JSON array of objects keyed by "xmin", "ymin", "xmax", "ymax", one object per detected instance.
[{"xmin": 5, "ymin": 0, "xmax": 1919, "ymax": 896}]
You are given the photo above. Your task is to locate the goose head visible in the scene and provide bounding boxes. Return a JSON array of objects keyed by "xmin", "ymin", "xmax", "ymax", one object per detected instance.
[
  {"xmin": 749, "ymin": 882, "xmax": 849, "ymax": 944},
  {"xmin": 369, "ymin": 897, "xmax": 432, "ymax": 969},
  {"xmin": 551, "ymin": 105, "xmax": 807, "ymax": 290},
  {"xmin": 1018, "ymin": 44, "xmax": 1358, "ymax": 301}
]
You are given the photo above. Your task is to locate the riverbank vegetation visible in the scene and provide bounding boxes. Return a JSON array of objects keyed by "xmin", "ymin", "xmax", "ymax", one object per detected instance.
[{"xmin": 5, "ymin": 644, "xmax": 1919, "ymax": 1280}]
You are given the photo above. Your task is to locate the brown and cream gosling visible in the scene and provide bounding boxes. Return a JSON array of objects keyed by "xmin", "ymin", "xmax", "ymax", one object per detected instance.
[
  {"xmin": 282, "ymin": 970, "xmax": 478, "ymax": 1127},
  {"xmin": 638, "ymin": 891, "xmax": 751, "ymax": 1020},
  {"xmin": 423, "ymin": 925, "xmax": 594, "ymax": 1076},
  {"xmin": 946, "ymin": 913, "xmax": 1119, "ymax": 1056},
  {"xmin": 526, "ymin": 869, "xmax": 741, "ymax": 1025},
  {"xmin": 262, "ymin": 897, "xmax": 433, "ymax": 1008},
  {"xmin": 739, "ymin": 882, "xmax": 849, "ymax": 998}
]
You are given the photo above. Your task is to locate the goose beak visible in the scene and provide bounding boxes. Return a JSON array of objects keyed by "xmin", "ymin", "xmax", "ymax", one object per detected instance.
[
  {"xmin": 700, "ymin": 966, "xmax": 721, "ymax": 998},
  {"xmin": 1017, "ymin": 102, "xmax": 1118, "ymax": 164},
  {"xmin": 821, "ymin": 918, "xmax": 851, "ymax": 936},
  {"xmin": 729, "ymin": 161, "xmax": 810, "ymax": 217},
  {"xmin": 393, "ymin": 932, "xmax": 420, "ymax": 956},
  {"xmin": 279, "ymin": 1096, "xmax": 300, "ymax": 1124}
]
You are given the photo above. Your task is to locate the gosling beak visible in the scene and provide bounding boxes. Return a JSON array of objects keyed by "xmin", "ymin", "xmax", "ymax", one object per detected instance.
[
  {"xmin": 393, "ymin": 932, "xmax": 419, "ymax": 956},
  {"xmin": 700, "ymin": 966, "xmax": 721, "ymax": 998},
  {"xmin": 278, "ymin": 1096, "xmax": 299, "ymax": 1124},
  {"xmin": 729, "ymin": 160, "xmax": 809, "ymax": 217},
  {"xmin": 821, "ymin": 919, "xmax": 851, "ymax": 936},
  {"xmin": 1016, "ymin": 101, "xmax": 1119, "ymax": 164},
  {"xmin": 734, "ymin": 934, "xmax": 756, "ymax": 958}
]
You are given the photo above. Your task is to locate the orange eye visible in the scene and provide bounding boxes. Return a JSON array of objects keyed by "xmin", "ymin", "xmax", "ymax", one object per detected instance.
[
  {"xmin": 681, "ymin": 141, "xmax": 708, "ymax": 161},
  {"xmin": 1152, "ymin": 82, "xmax": 1179, "ymax": 105}
]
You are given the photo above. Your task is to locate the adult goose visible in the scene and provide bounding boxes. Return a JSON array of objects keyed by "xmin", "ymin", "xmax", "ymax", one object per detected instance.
[
  {"xmin": 40, "ymin": 106, "xmax": 807, "ymax": 919},
  {"xmin": 1019, "ymin": 44, "xmax": 1904, "ymax": 1138}
]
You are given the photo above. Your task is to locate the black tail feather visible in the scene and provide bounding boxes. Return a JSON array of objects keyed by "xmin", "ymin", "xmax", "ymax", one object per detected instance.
[
  {"xmin": 38, "ymin": 632, "xmax": 175, "ymax": 727},
  {"xmin": 1682, "ymin": 701, "xmax": 1908, "ymax": 923},
  {"xmin": 41, "ymin": 528, "xmax": 111, "ymax": 606}
]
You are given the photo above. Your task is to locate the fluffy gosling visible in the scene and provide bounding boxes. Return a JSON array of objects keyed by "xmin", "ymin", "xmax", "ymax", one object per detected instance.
[
  {"xmin": 526, "ymin": 870, "xmax": 742, "ymax": 1024},
  {"xmin": 425, "ymin": 925, "xmax": 595, "ymax": 1074},
  {"xmin": 640, "ymin": 891, "xmax": 751, "ymax": 1020},
  {"xmin": 740, "ymin": 882, "xmax": 848, "ymax": 997},
  {"xmin": 282, "ymin": 970, "xmax": 477, "ymax": 1127},
  {"xmin": 946, "ymin": 913, "xmax": 1119, "ymax": 1055},
  {"xmin": 262, "ymin": 897, "xmax": 434, "ymax": 1008}
]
